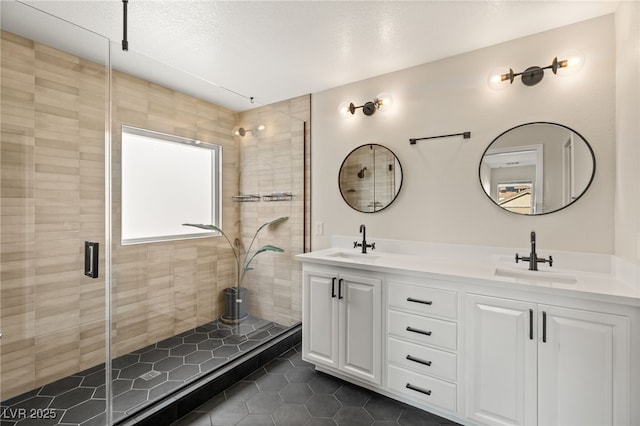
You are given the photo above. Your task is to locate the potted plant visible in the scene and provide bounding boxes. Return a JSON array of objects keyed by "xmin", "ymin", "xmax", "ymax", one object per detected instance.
[{"xmin": 183, "ymin": 217, "xmax": 288, "ymax": 323}]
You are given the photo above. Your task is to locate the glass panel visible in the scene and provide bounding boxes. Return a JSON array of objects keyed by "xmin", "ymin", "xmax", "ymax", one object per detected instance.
[
  {"xmin": 0, "ymin": 2, "xmax": 110, "ymax": 424},
  {"xmin": 108, "ymin": 42, "xmax": 308, "ymax": 421}
]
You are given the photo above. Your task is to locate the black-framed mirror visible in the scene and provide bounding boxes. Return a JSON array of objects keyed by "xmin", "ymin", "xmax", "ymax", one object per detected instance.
[
  {"xmin": 479, "ymin": 122, "xmax": 595, "ymax": 215},
  {"xmin": 339, "ymin": 144, "xmax": 403, "ymax": 213}
]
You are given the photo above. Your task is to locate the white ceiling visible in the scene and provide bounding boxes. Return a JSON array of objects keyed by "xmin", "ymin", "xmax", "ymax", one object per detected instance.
[{"xmin": 5, "ymin": 0, "xmax": 620, "ymax": 112}]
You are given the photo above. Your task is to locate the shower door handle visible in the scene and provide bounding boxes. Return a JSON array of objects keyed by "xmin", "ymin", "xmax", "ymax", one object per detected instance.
[{"xmin": 84, "ymin": 241, "xmax": 99, "ymax": 278}]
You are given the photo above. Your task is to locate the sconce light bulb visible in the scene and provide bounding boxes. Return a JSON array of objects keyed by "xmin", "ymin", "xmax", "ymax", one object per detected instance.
[
  {"xmin": 338, "ymin": 102, "xmax": 354, "ymax": 118},
  {"xmin": 257, "ymin": 124, "xmax": 265, "ymax": 131},
  {"xmin": 555, "ymin": 50, "xmax": 585, "ymax": 76},
  {"xmin": 375, "ymin": 92, "xmax": 393, "ymax": 111}
]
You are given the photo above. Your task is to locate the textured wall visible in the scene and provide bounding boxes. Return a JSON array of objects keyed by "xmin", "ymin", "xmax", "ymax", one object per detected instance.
[{"xmin": 311, "ymin": 16, "xmax": 616, "ymax": 254}]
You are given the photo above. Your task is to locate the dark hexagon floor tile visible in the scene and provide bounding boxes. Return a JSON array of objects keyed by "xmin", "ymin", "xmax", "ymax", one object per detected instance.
[
  {"xmin": 170, "ymin": 410, "xmax": 212, "ymax": 426},
  {"xmin": 154, "ymin": 356, "xmax": 183, "ymax": 372},
  {"xmin": 237, "ymin": 414, "xmax": 275, "ymax": 425},
  {"xmin": 208, "ymin": 329, "xmax": 232, "ymax": 339},
  {"xmin": 290, "ymin": 352, "xmax": 314, "ymax": 368},
  {"xmin": 81, "ymin": 370, "xmax": 106, "ymax": 387},
  {"xmin": 185, "ymin": 350, "xmax": 213, "ymax": 365},
  {"xmin": 335, "ymin": 383, "xmax": 372, "ymax": 406},
  {"xmin": 285, "ymin": 366, "xmax": 315, "ymax": 383},
  {"xmin": 247, "ymin": 330, "xmax": 270, "ymax": 341},
  {"xmin": 372, "ymin": 422, "xmax": 401, "ymax": 426},
  {"xmin": 39, "ymin": 376, "xmax": 82, "ymax": 396},
  {"xmin": 334, "ymin": 406, "xmax": 374, "ymax": 426},
  {"xmin": 198, "ymin": 339, "xmax": 223, "ymax": 351},
  {"xmin": 12, "ymin": 413, "xmax": 60, "ymax": 426},
  {"xmin": 10, "ymin": 396, "xmax": 52, "ymax": 411},
  {"xmin": 112, "ymin": 354, "xmax": 140, "ymax": 370},
  {"xmin": 224, "ymin": 334, "xmax": 248, "ymax": 345},
  {"xmin": 273, "ymin": 403, "xmax": 310, "ymax": 426},
  {"xmin": 112, "ymin": 389, "xmax": 149, "ymax": 412},
  {"xmin": 113, "ymin": 379, "xmax": 134, "ymax": 396},
  {"xmin": 243, "ymin": 367, "xmax": 267, "ymax": 382},
  {"xmin": 156, "ymin": 337, "xmax": 183, "ymax": 349},
  {"xmin": 308, "ymin": 374, "xmax": 342, "ymax": 394},
  {"xmin": 132, "ymin": 372, "xmax": 168, "ymax": 390},
  {"xmin": 206, "ymin": 398, "xmax": 249, "ymax": 425},
  {"xmin": 60, "ymin": 400, "xmax": 105, "ymax": 424},
  {"xmin": 183, "ymin": 333, "xmax": 209, "ymax": 344},
  {"xmin": 305, "ymin": 394, "xmax": 341, "ymax": 417},
  {"xmin": 139, "ymin": 348, "xmax": 170, "ymax": 363},
  {"xmin": 279, "ymin": 382, "xmax": 312, "ymax": 403},
  {"xmin": 168, "ymin": 364, "xmax": 200, "ymax": 381},
  {"xmin": 170, "ymin": 343, "xmax": 198, "ymax": 357},
  {"xmin": 225, "ymin": 381, "xmax": 260, "ymax": 401},
  {"xmin": 364, "ymin": 394, "xmax": 405, "ymax": 421},
  {"xmin": 265, "ymin": 358, "xmax": 293, "ymax": 374},
  {"xmin": 131, "ymin": 343, "xmax": 157, "ymax": 355},
  {"xmin": 50, "ymin": 387, "xmax": 95, "ymax": 409},
  {"xmin": 398, "ymin": 408, "xmax": 447, "ymax": 426},
  {"xmin": 119, "ymin": 362, "xmax": 153, "ymax": 380},
  {"xmin": 306, "ymin": 419, "xmax": 338, "ymax": 426},
  {"xmin": 256, "ymin": 373, "xmax": 288, "ymax": 392},
  {"xmin": 246, "ymin": 391, "xmax": 283, "ymax": 414},
  {"xmin": 213, "ymin": 345, "xmax": 240, "ymax": 358}
]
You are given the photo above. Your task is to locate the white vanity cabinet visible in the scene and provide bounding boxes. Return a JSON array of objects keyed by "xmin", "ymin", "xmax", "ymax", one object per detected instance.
[
  {"xmin": 302, "ymin": 266, "xmax": 382, "ymax": 384},
  {"xmin": 466, "ymin": 293, "xmax": 630, "ymax": 426}
]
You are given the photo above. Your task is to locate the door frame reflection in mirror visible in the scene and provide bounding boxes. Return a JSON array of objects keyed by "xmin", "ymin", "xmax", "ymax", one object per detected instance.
[
  {"xmin": 479, "ymin": 122, "xmax": 595, "ymax": 216},
  {"xmin": 338, "ymin": 144, "xmax": 403, "ymax": 213}
]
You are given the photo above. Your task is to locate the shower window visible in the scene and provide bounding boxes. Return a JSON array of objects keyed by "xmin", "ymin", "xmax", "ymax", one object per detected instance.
[{"xmin": 120, "ymin": 125, "xmax": 222, "ymax": 245}]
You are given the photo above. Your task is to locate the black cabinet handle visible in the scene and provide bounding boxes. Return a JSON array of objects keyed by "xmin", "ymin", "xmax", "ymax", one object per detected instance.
[
  {"xmin": 84, "ymin": 241, "xmax": 99, "ymax": 278},
  {"xmin": 331, "ymin": 278, "xmax": 336, "ymax": 298},
  {"xmin": 338, "ymin": 278, "xmax": 344, "ymax": 299},
  {"xmin": 542, "ymin": 311, "xmax": 547, "ymax": 343},
  {"xmin": 406, "ymin": 326, "xmax": 432, "ymax": 336},
  {"xmin": 406, "ymin": 355, "xmax": 432, "ymax": 367},
  {"xmin": 407, "ymin": 297, "xmax": 433, "ymax": 306},
  {"xmin": 529, "ymin": 309, "xmax": 533, "ymax": 340},
  {"xmin": 406, "ymin": 383, "xmax": 431, "ymax": 396}
]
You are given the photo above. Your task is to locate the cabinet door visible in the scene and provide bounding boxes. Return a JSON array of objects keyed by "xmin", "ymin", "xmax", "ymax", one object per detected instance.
[
  {"xmin": 303, "ymin": 269, "xmax": 339, "ymax": 368},
  {"xmin": 466, "ymin": 294, "xmax": 537, "ymax": 426},
  {"xmin": 538, "ymin": 305, "xmax": 628, "ymax": 426},
  {"xmin": 339, "ymin": 273, "xmax": 382, "ymax": 384}
]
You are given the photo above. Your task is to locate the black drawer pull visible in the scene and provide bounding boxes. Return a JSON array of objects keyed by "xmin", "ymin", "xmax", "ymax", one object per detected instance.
[
  {"xmin": 406, "ymin": 355, "xmax": 432, "ymax": 367},
  {"xmin": 407, "ymin": 297, "xmax": 433, "ymax": 305},
  {"xmin": 406, "ymin": 383, "xmax": 431, "ymax": 396},
  {"xmin": 406, "ymin": 326, "xmax": 432, "ymax": 336}
]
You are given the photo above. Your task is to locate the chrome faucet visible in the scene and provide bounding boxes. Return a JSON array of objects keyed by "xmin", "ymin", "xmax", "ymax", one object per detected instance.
[
  {"xmin": 354, "ymin": 224, "xmax": 375, "ymax": 254},
  {"xmin": 515, "ymin": 231, "xmax": 552, "ymax": 271}
]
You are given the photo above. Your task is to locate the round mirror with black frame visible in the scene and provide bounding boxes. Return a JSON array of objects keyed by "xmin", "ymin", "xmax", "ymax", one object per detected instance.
[
  {"xmin": 479, "ymin": 122, "xmax": 595, "ymax": 215},
  {"xmin": 339, "ymin": 144, "xmax": 403, "ymax": 213}
]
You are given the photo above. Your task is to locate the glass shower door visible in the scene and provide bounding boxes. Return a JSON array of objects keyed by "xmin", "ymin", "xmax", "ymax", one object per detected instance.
[{"xmin": 0, "ymin": 2, "xmax": 111, "ymax": 425}]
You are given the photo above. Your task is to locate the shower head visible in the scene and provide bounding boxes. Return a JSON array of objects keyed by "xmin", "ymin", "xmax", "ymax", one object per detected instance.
[{"xmin": 234, "ymin": 124, "xmax": 266, "ymax": 137}]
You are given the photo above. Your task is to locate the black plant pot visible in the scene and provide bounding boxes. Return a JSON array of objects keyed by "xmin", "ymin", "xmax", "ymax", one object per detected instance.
[{"xmin": 221, "ymin": 287, "xmax": 248, "ymax": 324}]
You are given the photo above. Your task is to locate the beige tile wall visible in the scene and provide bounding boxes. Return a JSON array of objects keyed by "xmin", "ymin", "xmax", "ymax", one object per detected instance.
[{"xmin": 235, "ymin": 96, "xmax": 310, "ymax": 327}]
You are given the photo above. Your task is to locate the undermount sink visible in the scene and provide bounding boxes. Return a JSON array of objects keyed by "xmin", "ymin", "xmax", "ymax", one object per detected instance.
[
  {"xmin": 326, "ymin": 251, "xmax": 379, "ymax": 262},
  {"xmin": 494, "ymin": 267, "xmax": 578, "ymax": 284}
]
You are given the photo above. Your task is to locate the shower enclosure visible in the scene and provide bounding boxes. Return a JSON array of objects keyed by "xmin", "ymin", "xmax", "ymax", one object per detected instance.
[{"xmin": 0, "ymin": 2, "xmax": 308, "ymax": 425}]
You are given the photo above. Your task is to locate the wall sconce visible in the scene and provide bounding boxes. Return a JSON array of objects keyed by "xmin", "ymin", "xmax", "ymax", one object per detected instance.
[
  {"xmin": 233, "ymin": 124, "xmax": 265, "ymax": 136},
  {"xmin": 340, "ymin": 93, "xmax": 392, "ymax": 117},
  {"xmin": 489, "ymin": 53, "xmax": 584, "ymax": 89}
]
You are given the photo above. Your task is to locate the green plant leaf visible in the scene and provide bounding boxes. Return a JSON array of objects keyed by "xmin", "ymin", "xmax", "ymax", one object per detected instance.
[
  {"xmin": 244, "ymin": 245, "xmax": 285, "ymax": 272},
  {"xmin": 255, "ymin": 216, "xmax": 288, "ymax": 234},
  {"xmin": 182, "ymin": 223, "xmax": 221, "ymax": 232}
]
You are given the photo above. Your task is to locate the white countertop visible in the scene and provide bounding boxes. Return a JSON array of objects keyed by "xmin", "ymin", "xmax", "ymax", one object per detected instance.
[{"xmin": 296, "ymin": 236, "xmax": 640, "ymax": 307}]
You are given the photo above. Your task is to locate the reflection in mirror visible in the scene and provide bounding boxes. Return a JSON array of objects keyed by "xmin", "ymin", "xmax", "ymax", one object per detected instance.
[
  {"xmin": 479, "ymin": 122, "xmax": 595, "ymax": 215},
  {"xmin": 339, "ymin": 144, "xmax": 403, "ymax": 213}
]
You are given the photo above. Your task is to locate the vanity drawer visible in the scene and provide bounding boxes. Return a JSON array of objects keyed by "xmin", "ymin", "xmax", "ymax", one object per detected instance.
[
  {"xmin": 388, "ymin": 310, "xmax": 457, "ymax": 351},
  {"xmin": 388, "ymin": 337, "xmax": 456, "ymax": 382},
  {"xmin": 388, "ymin": 281, "xmax": 457, "ymax": 320},
  {"xmin": 388, "ymin": 364, "xmax": 456, "ymax": 412}
]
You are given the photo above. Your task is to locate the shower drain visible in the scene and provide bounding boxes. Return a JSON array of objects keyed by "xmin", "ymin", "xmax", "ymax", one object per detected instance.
[{"xmin": 139, "ymin": 370, "xmax": 161, "ymax": 381}]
